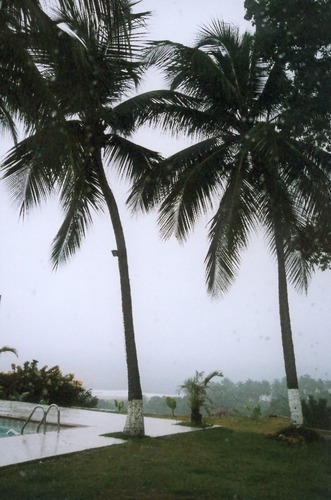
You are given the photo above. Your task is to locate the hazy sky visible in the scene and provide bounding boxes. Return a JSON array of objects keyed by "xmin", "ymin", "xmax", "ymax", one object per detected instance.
[{"xmin": 0, "ymin": 0, "xmax": 330, "ymax": 394}]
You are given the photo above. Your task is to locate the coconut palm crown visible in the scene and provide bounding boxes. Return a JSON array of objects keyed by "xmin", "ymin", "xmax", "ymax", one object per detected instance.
[
  {"xmin": 0, "ymin": 0, "xmax": 57, "ymax": 139},
  {"xmin": 128, "ymin": 21, "xmax": 331, "ymax": 424}
]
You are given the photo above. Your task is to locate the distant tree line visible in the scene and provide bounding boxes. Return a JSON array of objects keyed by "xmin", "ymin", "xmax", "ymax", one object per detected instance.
[
  {"xmin": 206, "ymin": 376, "xmax": 331, "ymax": 420},
  {"xmin": 98, "ymin": 375, "xmax": 331, "ymax": 428}
]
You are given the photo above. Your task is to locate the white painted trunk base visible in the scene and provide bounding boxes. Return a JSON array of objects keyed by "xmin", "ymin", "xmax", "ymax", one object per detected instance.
[
  {"xmin": 288, "ymin": 388, "xmax": 303, "ymax": 426},
  {"xmin": 123, "ymin": 399, "xmax": 145, "ymax": 436}
]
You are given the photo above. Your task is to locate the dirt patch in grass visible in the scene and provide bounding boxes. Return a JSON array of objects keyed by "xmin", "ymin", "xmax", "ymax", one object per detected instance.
[{"xmin": 265, "ymin": 425, "xmax": 325, "ymax": 444}]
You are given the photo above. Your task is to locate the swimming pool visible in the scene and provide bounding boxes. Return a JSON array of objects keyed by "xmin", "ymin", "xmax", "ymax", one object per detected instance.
[{"xmin": 0, "ymin": 416, "xmax": 60, "ymax": 438}]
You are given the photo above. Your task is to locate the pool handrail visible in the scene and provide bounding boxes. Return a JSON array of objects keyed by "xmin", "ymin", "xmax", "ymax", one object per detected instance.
[
  {"xmin": 21, "ymin": 404, "xmax": 60, "ymax": 435},
  {"xmin": 37, "ymin": 404, "xmax": 60, "ymax": 433}
]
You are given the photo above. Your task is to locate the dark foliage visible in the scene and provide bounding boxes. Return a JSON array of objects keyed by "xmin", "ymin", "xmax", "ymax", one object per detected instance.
[
  {"xmin": 292, "ymin": 216, "xmax": 331, "ymax": 271},
  {"xmin": 302, "ymin": 395, "xmax": 331, "ymax": 430},
  {"xmin": 244, "ymin": 1, "xmax": 331, "ymax": 271},
  {"xmin": 244, "ymin": 0, "xmax": 331, "ymax": 148},
  {"xmin": 0, "ymin": 360, "xmax": 98, "ymax": 408}
]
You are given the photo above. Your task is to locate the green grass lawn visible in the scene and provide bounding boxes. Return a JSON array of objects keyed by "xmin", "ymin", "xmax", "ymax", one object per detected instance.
[{"xmin": 0, "ymin": 417, "xmax": 330, "ymax": 499}]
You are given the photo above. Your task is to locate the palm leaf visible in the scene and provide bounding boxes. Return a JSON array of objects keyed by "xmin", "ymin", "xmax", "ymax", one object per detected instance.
[
  {"xmin": 0, "ymin": 11, "xmax": 56, "ymax": 132},
  {"xmin": 103, "ymin": 134, "xmax": 161, "ymax": 182},
  {"xmin": 55, "ymin": 0, "xmax": 150, "ymax": 56},
  {"xmin": 147, "ymin": 39, "xmax": 239, "ymax": 109},
  {"xmin": 284, "ymin": 245, "xmax": 313, "ymax": 292},
  {"xmin": 202, "ymin": 370, "xmax": 223, "ymax": 386},
  {"xmin": 110, "ymin": 90, "xmax": 200, "ymax": 135},
  {"xmin": 52, "ymin": 182, "xmax": 103, "ymax": 267},
  {"xmin": 257, "ymin": 158, "xmax": 314, "ymax": 293},
  {"xmin": 252, "ymin": 60, "xmax": 291, "ymax": 118},
  {"xmin": 1, "ymin": 135, "xmax": 57, "ymax": 215},
  {"xmin": 0, "ymin": 101, "xmax": 17, "ymax": 141},
  {"xmin": 205, "ymin": 158, "xmax": 260, "ymax": 296},
  {"xmin": 156, "ymin": 138, "xmax": 229, "ymax": 241},
  {"xmin": 0, "ymin": 346, "xmax": 18, "ymax": 357}
]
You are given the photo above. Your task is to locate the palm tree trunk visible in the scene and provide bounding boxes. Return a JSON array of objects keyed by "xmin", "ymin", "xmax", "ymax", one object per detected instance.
[
  {"xmin": 94, "ymin": 148, "xmax": 144, "ymax": 437},
  {"xmin": 274, "ymin": 220, "xmax": 303, "ymax": 425}
]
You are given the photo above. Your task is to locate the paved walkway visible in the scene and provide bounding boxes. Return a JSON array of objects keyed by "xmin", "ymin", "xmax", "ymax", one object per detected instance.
[{"xmin": 0, "ymin": 401, "xmax": 197, "ymax": 467}]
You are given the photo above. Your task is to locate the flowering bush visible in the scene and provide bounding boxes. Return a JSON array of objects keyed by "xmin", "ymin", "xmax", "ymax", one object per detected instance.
[{"xmin": 0, "ymin": 360, "xmax": 98, "ymax": 408}]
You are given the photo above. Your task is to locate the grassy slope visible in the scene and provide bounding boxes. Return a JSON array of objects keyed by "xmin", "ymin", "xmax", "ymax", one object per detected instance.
[{"xmin": 0, "ymin": 417, "xmax": 329, "ymax": 499}]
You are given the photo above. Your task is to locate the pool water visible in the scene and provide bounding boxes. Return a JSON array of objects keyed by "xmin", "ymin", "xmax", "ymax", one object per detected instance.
[
  {"xmin": 0, "ymin": 417, "xmax": 25, "ymax": 437},
  {"xmin": 0, "ymin": 417, "xmax": 60, "ymax": 438},
  {"xmin": 0, "ymin": 426, "xmax": 20, "ymax": 437}
]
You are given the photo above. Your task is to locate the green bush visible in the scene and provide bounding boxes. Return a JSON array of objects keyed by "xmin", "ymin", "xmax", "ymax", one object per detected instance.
[
  {"xmin": 165, "ymin": 396, "xmax": 177, "ymax": 416},
  {"xmin": 302, "ymin": 395, "xmax": 331, "ymax": 430},
  {"xmin": 0, "ymin": 360, "xmax": 98, "ymax": 408}
]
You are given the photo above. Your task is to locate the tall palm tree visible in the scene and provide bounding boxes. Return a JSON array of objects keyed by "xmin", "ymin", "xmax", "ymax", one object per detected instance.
[
  {"xmin": 129, "ymin": 22, "xmax": 331, "ymax": 425},
  {"xmin": 0, "ymin": 0, "xmax": 186, "ymax": 436}
]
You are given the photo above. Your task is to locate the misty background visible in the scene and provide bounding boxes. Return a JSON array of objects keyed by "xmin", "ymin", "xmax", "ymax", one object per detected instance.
[{"xmin": 0, "ymin": 0, "xmax": 330, "ymax": 395}]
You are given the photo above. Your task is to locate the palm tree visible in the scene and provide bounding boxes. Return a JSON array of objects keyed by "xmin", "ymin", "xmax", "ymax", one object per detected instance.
[
  {"xmin": 129, "ymin": 22, "xmax": 331, "ymax": 425},
  {"xmin": 0, "ymin": 0, "xmax": 185, "ymax": 436},
  {"xmin": 180, "ymin": 370, "xmax": 223, "ymax": 425}
]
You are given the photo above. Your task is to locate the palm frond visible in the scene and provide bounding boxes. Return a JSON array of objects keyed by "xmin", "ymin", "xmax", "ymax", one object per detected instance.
[
  {"xmin": 55, "ymin": 0, "xmax": 147, "ymax": 40},
  {"xmin": 284, "ymin": 245, "xmax": 313, "ymax": 292},
  {"xmin": 0, "ymin": 101, "xmax": 17, "ymax": 141},
  {"xmin": 55, "ymin": 0, "xmax": 150, "ymax": 56},
  {"xmin": 196, "ymin": 20, "xmax": 241, "ymax": 51},
  {"xmin": 284, "ymin": 140, "xmax": 331, "ymax": 213},
  {"xmin": 127, "ymin": 162, "xmax": 169, "ymax": 213},
  {"xmin": 129, "ymin": 137, "xmax": 221, "ymax": 215},
  {"xmin": 110, "ymin": 90, "xmax": 200, "ymax": 135},
  {"xmin": 0, "ymin": 346, "xmax": 18, "ymax": 357},
  {"xmin": 1, "ymin": 134, "xmax": 57, "ymax": 215},
  {"xmin": 258, "ymin": 156, "xmax": 315, "ymax": 293},
  {"xmin": 146, "ymin": 39, "xmax": 238, "ymax": 109},
  {"xmin": 252, "ymin": 60, "xmax": 291, "ymax": 118},
  {"xmin": 51, "ymin": 193, "xmax": 97, "ymax": 267},
  {"xmin": 32, "ymin": 1, "xmax": 150, "ymax": 117},
  {"xmin": 205, "ymin": 160, "xmax": 259, "ymax": 296},
  {"xmin": 202, "ymin": 370, "xmax": 223, "ymax": 386},
  {"xmin": 52, "ymin": 153, "xmax": 105, "ymax": 267},
  {"xmin": 103, "ymin": 134, "xmax": 161, "ymax": 182},
  {"xmin": 0, "ymin": 12, "xmax": 57, "ymax": 132},
  {"xmin": 156, "ymin": 138, "xmax": 229, "ymax": 241}
]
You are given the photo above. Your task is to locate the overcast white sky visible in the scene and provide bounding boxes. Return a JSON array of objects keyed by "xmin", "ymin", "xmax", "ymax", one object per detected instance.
[{"xmin": 0, "ymin": 0, "xmax": 330, "ymax": 394}]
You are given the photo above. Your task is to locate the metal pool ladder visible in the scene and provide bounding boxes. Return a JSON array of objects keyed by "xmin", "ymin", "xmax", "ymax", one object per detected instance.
[{"xmin": 21, "ymin": 404, "xmax": 61, "ymax": 435}]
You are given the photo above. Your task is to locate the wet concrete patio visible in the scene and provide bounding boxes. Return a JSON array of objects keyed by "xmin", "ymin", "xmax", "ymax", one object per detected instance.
[{"xmin": 0, "ymin": 401, "xmax": 197, "ymax": 467}]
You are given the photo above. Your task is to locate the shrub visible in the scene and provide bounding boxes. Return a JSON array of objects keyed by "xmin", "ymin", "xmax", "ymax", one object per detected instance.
[
  {"xmin": 0, "ymin": 360, "xmax": 98, "ymax": 408},
  {"xmin": 180, "ymin": 370, "xmax": 223, "ymax": 426},
  {"xmin": 165, "ymin": 396, "xmax": 177, "ymax": 416},
  {"xmin": 302, "ymin": 395, "xmax": 331, "ymax": 430},
  {"xmin": 114, "ymin": 399, "xmax": 125, "ymax": 413}
]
